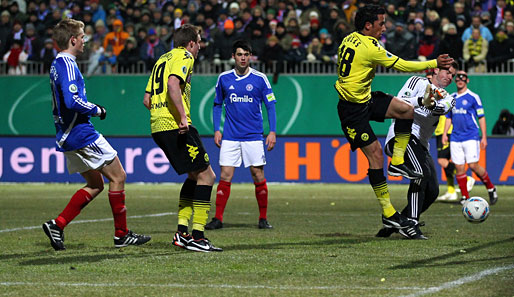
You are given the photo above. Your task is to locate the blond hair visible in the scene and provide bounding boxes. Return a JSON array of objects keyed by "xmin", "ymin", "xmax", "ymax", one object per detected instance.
[{"xmin": 53, "ymin": 18, "xmax": 84, "ymax": 50}]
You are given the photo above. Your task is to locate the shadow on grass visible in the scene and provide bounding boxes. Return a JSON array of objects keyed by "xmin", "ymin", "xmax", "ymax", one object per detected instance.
[
  {"xmin": 390, "ymin": 237, "xmax": 514, "ymax": 270},
  {"xmin": 12, "ymin": 240, "xmax": 185, "ymax": 266},
  {"xmin": 219, "ymin": 222, "xmax": 256, "ymax": 229},
  {"xmin": 221, "ymin": 232, "xmax": 375, "ymax": 251},
  {"xmin": 18, "ymin": 248, "xmax": 181, "ymax": 266}
]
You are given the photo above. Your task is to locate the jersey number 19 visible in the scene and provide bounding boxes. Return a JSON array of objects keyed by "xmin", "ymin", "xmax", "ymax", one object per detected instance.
[{"xmin": 151, "ymin": 62, "xmax": 166, "ymax": 96}]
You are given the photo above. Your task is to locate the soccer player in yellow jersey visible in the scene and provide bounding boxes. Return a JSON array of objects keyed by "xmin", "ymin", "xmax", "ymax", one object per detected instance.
[
  {"xmin": 334, "ymin": 5, "xmax": 454, "ymax": 230},
  {"xmin": 434, "ymin": 116, "xmax": 456, "ymax": 201},
  {"xmin": 143, "ymin": 24, "xmax": 222, "ymax": 253}
]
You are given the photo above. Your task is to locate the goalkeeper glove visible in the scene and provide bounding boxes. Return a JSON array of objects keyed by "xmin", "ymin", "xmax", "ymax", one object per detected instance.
[
  {"xmin": 95, "ymin": 104, "xmax": 107, "ymax": 120},
  {"xmin": 421, "ymin": 84, "xmax": 436, "ymax": 109},
  {"xmin": 433, "ymin": 88, "xmax": 448, "ymax": 100}
]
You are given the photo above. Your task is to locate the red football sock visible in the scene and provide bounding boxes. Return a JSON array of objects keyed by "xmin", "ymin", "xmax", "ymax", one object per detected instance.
[
  {"xmin": 214, "ymin": 180, "xmax": 231, "ymax": 221},
  {"xmin": 456, "ymin": 174, "xmax": 469, "ymax": 199},
  {"xmin": 55, "ymin": 189, "xmax": 93, "ymax": 230},
  {"xmin": 479, "ymin": 171, "xmax": 495, "ymax": 190},
  {"xmin": 109, "ymin": 190, "xmax": 128, "ymax": 238},
  {"xmin": 255, "ymin": 179, "xmax": 268, "ymax": 220}
]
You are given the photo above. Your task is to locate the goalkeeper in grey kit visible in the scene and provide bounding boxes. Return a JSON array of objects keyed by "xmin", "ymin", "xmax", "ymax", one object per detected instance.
[{"xmin": 377, "ymin": 61, "xmax": 458, "ymax": 240}]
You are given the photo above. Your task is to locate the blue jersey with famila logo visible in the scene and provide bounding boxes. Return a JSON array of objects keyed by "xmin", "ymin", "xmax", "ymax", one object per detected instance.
[
  {"xmin": 213, "ymin": 68, "xmax": 276, "ymax": 141},
  {"xmin": 446, "ymin": 89, "xmax": 484, "ymax": 142},
  {"xmin": 50, "ymin": 52, "xmax": 99, "ymax": 152}
]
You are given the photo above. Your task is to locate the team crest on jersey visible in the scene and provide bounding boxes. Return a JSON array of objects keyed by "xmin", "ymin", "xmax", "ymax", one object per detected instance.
[
  {"xmin": 69, "ymin": 84, "xmax": 78, "ymax": 93},
  {"xmin": 462, "ymin": 99, "xmax": 468, "ymax": 105},
  {"xmin": 246, "ymin": 84, "xmax": 253, "ymax": 91},
  {"xmin": 361, "ymin": 133, "xmax": 369, "ymax": 141},
  {"xmin": 182, "ymin": 66, "xmax": 187, "ymax": 74}
]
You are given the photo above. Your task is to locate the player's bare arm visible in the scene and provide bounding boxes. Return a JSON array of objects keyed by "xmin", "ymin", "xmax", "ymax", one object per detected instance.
[
  {"xmin": 167, "ymin": 75, "xmax": 188, "ymax": 134},
  {"xmin": 143, "ymin": 92, "xmax": 151, "ymax": 110},
  {"xmin": 479, "ymin": 117, "xmax": 488, "ymax": 149}
]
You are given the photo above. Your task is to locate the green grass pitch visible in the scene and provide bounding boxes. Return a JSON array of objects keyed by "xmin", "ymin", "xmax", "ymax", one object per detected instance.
[{"xmin": 0, "ymin": 183, "xmax": 513, "ymax": 296}]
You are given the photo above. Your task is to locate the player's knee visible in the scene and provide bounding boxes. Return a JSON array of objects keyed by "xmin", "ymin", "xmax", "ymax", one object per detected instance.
[
  {"xmin": 198, "ymin": 166, "xmax": 216, "ymax": 186},
  {"xmin": 111, "ymin": 169, "xmax": 127, "ymax": 185},
  {"xmin": 251, "ymin": 172, "xmax": 265, "ymax": 183},
  {"xmin": 468, "ymin": 162, "xmax": 480, "ymax": 172},
  {"xmin": 220, "ymin": 171, "xmax": 234, "ymax": 182},
  {"xmin": 437, "ymin": 159, "xmax": 446, "ymax": 167},
  {"xmin": 87, "ymin": 184, "xmax": 104, "ymax": 197}
]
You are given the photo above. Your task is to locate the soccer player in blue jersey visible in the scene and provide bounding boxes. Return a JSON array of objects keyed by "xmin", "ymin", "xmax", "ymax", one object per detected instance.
[
  {"xmin": 205, "ymin": 40, "xmax": 276, "ymax": 230},
  {"xmin": 442, "ymin": 71, "xmax": 498, "ymax": 205},
  {"xmin": 42, "ymin": 19, "xmax": 151, "ymax": 251}
]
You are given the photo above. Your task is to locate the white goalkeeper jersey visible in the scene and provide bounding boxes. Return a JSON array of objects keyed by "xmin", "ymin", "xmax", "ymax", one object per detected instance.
[{"xmin": 386, "ymin": 76, "xmax": 455, "ymax": 150}]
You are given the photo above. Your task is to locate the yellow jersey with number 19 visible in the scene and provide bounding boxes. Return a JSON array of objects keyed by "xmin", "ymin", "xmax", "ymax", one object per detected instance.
[
  {"xmin": 145, "ymin": 47, "xmax": 194, "ymax": 133},
  {"xmin": 334, "ymin": 31, "xmax": 437, "ymax": 103}
]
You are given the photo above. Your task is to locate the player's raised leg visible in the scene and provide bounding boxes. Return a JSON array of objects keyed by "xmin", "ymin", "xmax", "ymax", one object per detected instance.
[{"xmin": 386, "ymin": 97, "xmax": 422, "ymax": 179}]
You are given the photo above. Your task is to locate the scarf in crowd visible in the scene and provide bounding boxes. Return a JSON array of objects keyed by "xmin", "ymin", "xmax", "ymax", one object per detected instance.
[
  {"xmin": 23, "ymin": 37, "xmax": 34, "ymax": 57},
  {"xmin": 146, "ymin": 39, "xmax": 159, "ymax": 58},
  {"xmin": 7, "ymin": 47, "xmax": 22, "ymax": 67},
  {"xmin": 469, "ymin": 36, "xmax": 484, "ymax": 56}
]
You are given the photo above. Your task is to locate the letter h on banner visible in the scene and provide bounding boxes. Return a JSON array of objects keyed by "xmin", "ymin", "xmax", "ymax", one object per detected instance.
[{"xmin": 284, "ymin": 142, "xmax": 320, "ymax": 180}]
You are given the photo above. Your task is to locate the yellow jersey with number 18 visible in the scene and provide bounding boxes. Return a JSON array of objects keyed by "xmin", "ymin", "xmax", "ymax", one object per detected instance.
[
  {"xmin": 334, "ymin": 31, "xmax": 437, "ymax": 103},
  {"xmin": 145, "ymin": 47, "xmax": 194, "ymax": 133}
]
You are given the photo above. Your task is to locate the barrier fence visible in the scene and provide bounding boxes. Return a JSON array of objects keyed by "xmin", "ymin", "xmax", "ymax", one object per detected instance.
[{"xmin": 2, "ymin": 59, "xmax": 514, "ymax": 75}]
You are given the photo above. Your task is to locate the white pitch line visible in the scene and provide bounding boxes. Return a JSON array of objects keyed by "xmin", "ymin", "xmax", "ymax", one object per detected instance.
[
  {"xmin": 400, "ymin": 264, "xmax": 514, "ymax": 297},
  {"xmin": 0, "ymin": 281, "xmax": 424, "ymax": 291},
  {"xmin": 0, "ymin": 212, "xmax": 175, "ymax": 233}
]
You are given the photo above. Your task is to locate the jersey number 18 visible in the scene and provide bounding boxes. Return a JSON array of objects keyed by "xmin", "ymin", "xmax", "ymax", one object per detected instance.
[{"xmin": 338, "ymin": 45, "xmax": 355, "ymax": 77}]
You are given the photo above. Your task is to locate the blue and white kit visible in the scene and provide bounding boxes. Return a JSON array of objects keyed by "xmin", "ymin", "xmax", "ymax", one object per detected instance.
[
  {"xmin": 50, "ymin": 52, "xmax": 100, "ymax": 152},
  {"xmin": 445, "ymin": 89, "xmax": 485, "ymax": 142},
  {"xmin": 213, "ymin": 67, "xmax": 277, "ymax": 141}
]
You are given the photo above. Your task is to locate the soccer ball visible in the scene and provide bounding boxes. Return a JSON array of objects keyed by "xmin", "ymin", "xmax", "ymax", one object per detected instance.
[{"xmin": 462, "ymin": 197, "xmax": 490, "ymax": 223}]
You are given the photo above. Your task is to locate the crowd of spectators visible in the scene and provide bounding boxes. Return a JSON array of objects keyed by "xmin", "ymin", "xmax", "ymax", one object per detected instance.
[{"xmin": 1, "ymin": 0, "xmax": 514, "ymax": 75}]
